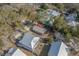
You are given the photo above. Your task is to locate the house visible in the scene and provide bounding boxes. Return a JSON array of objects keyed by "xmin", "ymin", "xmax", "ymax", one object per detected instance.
[
  {"xmin": 47, "ymin": 9, "xmax": 60, "ymax": 17},
  {"xmin": 48, "ymin": 42, "xmax": 69, "ymax": 56},
  {"xmin": 16, "ymin": 32, "xmax": 40, "ymax": 51},
  {"xmin": 65, "ymin": 13, "xmax": 77, "ymax": 22},
  {"xmin": 5, "ymin": 48, "xmax": 26, "ymax": 56},
  {"xmin": 64, "ymin": 13, "xmax": 79, "ymax": 27},
  {"xmin": 32, "ymin": 25, "xmax": 47, "ymax": 35},
  {"xmin": 67, "ymin": 21, "xmax": 79, "ymax": 27}
]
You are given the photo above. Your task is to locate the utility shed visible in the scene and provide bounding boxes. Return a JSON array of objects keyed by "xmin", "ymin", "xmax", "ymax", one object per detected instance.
[
  {"xmin": 17, "ymin": 32, "xmax": 40, "ymax": 51},
  {"xmin": 32, "ymin": 25, "xmax": 47, "ymax": 35},
  {"xmin": 48, "ymin": 42, "xmax": 69, "ymax": 56},
  {"xmin": 5, "ymin": 48, "xmax": 26, "ymax": 56}
]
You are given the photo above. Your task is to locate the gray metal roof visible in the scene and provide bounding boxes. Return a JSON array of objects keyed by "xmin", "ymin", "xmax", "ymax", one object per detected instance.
[
  {"xmin": 19, "ymin": 33, "xmax": 34, "ymax": 49},
  {"xmin": 48, "ymin": 42, "xmax": 68, "ymax": 56},
  {"xmin": 48, "ymin": 42, "xmax": 61, "ymax": 56}
]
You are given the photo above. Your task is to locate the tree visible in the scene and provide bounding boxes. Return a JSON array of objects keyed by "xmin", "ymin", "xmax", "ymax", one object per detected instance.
[
  {"xmin": 76, "ymin": 11, "xmax": 79, "ymax": 22},
  {"xmin": 40, "ymin": 4, "xmax": 48, "ymax": 10},
  {"xmin": 42, "ymin": 37, "xmax": 53, "ymax": 44},
  {"xmin": 53, "ymin": 15, "xmax": 68, "ymax": 31},
  {"xmin": 52, "ymin": 3, "xmax": 65, "ymax": 12},
  {"xmin": 53, "ymin": 15, "xmax": 73, "ymax": 42},
  {"xmin": 65, "ymin": 32, "xmax": 72, "ymax": 42}
]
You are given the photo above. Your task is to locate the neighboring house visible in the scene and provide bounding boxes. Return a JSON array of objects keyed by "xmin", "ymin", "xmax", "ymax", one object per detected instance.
[
  {"xmin": 67, "ymin": 21, "xmax": 79, "ymax": 27},
  {"xmin": 69, "ymin": 38, "xmax": 79, "ymax": 51},
  {"xmin": 5, "ymin": 48, "xmax": 26, "ymax": 56},
  {"xmin": 47, "ymin": 9, "xmax": 60, "ymax": 17},
  {"xmin": 64, "ymin": 13, "xmax": 79, "ymax": 27},
  {"xmin": 48, "ymin": 42, "xmax": 69, "ymax": 56},
  {"xmin": 32, "ymin": 25, "xmax": 47, "ymax": 35},
  {"xmin": 16, "ymin": 32, "xmax": 40, "ymax": 51},
  {"xmin": 65, "ymin": 13, "xmax": 77, "ymax": 22}
]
